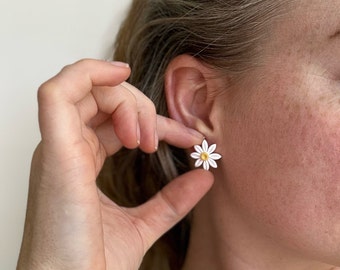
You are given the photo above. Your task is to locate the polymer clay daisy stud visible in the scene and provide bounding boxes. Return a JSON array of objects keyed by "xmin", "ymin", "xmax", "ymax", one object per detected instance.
[{"xmin": 190, "ymin": 139, "xmax": 222, "ymax": 171}]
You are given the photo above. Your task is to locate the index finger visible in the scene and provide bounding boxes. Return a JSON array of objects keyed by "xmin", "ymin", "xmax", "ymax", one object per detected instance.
[
  {"xmin": 157, "ymin": 115, "xmax": 204, "ymax": 148},
  {"xmin": 39, "ymin": 59, "xmax": 131, "ymax": 105},
  {"xmin": 37, "ymin": 59, "xmax": 130, "ymax": 146}
]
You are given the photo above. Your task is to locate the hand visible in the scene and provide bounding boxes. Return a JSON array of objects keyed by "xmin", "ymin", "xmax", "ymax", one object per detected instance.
[{"xmin": 17, "ymin": 59, "xmax": 214, "ymax": 270}]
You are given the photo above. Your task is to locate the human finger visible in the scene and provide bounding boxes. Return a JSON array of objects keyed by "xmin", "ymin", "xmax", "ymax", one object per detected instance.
[
  {"xmin": 120, "ymin": 82, "xmax": 158, "ymax": 153},
  {"xmin": 91, "ymin": 85, "xmax": 140, "ymax": 149},
  {"xmin": 76, "ymin": 92, "xmax": 101, "ymax": 125},
  {"xmin": 38, "ymin": 59, "xmax": 130, "ymax": 144},
  {"xmin": 39, "ymin": 59, "xmax": 130, "ymax": 105},
  {"xmin": 94, "ymin": 118, "xmax": 122, "ymax": 155},
  {"xmin": 94, "ymin": 114, "xmax": 204, "ymax": 156},
  {"xmin": 89, "ymin": 82, "xmax": 160, "ymax": 153},
  {"xmin": 119, "ymin": 82, "xmax": 205, "ymax": 150},
  {"xmin": 120, "ymin": 82, "xmax": 205, "ymax": 152},
  {"xmin": 156, "ymin": 115, "xmax": 204, "ymax": 148},
  {"xmin": 128, "ymin": 169, "xmax": 214, "ymax": 252}
]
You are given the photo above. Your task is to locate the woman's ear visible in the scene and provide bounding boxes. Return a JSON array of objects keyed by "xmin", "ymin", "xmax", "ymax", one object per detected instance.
[{"xmin": 165, "ymin": 55, "xmax": 223, "ymax": 138}]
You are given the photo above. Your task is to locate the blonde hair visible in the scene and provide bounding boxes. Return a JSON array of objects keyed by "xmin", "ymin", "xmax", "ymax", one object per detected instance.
[{"xmin": 97, "ymin": 0, "xmax": 288, "ymax": 269}]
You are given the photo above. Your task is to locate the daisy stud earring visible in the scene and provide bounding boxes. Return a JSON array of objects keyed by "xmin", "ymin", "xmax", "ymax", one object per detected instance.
[{"xmin": 190, "ymin": 139, "xmax": 222, "ymax": 171}]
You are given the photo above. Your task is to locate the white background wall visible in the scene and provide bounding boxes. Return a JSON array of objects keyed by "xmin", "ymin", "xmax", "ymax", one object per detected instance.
[{"xmin": 0, "ymin": 1, "xmax": 131, "ymax": 268}]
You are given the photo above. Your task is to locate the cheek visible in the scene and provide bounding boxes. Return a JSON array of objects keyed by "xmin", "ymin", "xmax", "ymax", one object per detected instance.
[{"xmin": 221, "ymin": 74, "xmax": 340, "ymax": 257}]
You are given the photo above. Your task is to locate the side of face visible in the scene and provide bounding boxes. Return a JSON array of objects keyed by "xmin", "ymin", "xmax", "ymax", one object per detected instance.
[{"xmin": 214, "ymin": 0, "xmax": 340, "ymax": 264}]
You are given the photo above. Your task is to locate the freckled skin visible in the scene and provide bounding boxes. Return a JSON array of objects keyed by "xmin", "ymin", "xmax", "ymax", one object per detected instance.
[
  {"xmin": 221, "ymin": 0, "xmax": 339, "ymax": 265},
  {"xmin": 219, "ymin": 63, "xmax": 340, "ymax": 262},
  {"xmin": 184, "ymin": 1, "xmax": 340, "ymax": 269}
]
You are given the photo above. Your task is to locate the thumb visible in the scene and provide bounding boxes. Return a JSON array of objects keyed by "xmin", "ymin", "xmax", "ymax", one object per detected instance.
[{"xmin": 130, "ymin": 169, "xmax": 214, "ymax": 252}]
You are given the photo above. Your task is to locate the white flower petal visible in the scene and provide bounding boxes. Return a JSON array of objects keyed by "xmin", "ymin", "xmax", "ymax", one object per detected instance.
[
  {"xmin": 203, "ymin": 161, "xmax": 210, "ymax": 170},
  {"xmin": 209, "ymin": 153, "xmax": 222, "ymax": 160},
  {"xmin": 202, "ymin": 139, "xmax": 208, "ymax": 152},
  {"xmin": 195, "ymin": 159, "xmax": 203, "ymax": 168},
  {"xmin": 194, "ymin": 145, "xmax": 203, "ymax": 153},
  {"xmin": 208, "ymin": 158, "xmax": 218, "ymax": 168},
  {"xmin": 208, "ymin": 144, "xmax": 216, "ymax": 154},
  {"xmin": 190, "ymin": 152, "xmax": 201, "ymax": 159},
  {"xmin": 191, "ymin": 139, "xmax": 222, "ymax": 171}
]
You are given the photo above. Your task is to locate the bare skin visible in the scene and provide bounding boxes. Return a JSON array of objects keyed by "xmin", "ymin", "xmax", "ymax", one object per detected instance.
[
  {"xmin": 17, "ymin": 60, "xmax": 213, "ymax": 270},
  {"xmin": 17, "ymin": 1, "xmax": 340, "ymax": 270},
  {"xmin": 181, "ymin": 1, "xmax": 340, "ymax": 269}
]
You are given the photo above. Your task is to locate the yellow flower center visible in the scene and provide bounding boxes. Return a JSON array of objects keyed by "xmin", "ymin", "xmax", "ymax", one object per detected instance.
[{"xmin": 200, "ymin": 152, "xmax": 209, "ymax": 161}]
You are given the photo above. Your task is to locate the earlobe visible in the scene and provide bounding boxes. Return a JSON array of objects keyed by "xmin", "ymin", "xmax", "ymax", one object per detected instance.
[{"xmin": 165, "ymin": 55, "xmax": 220, "ymax": 137}]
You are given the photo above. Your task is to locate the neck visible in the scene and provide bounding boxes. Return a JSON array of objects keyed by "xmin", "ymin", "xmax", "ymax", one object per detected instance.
[{"xmin": 182, "ymin": 176, "xmax": 337, "ymax": 270}]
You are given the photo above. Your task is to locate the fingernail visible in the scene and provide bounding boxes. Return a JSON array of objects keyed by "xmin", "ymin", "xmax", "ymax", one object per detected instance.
[
  {"xmin": 137, "ymin": 122, "xmax": 141, "ymax": 145},
  {"xmin": 154, "ymin": 131, "xmax": 159, "ymax": 151},
  {"xmin": 110, "ymin": 61, "xmax": 130, "ymax": 68}
]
